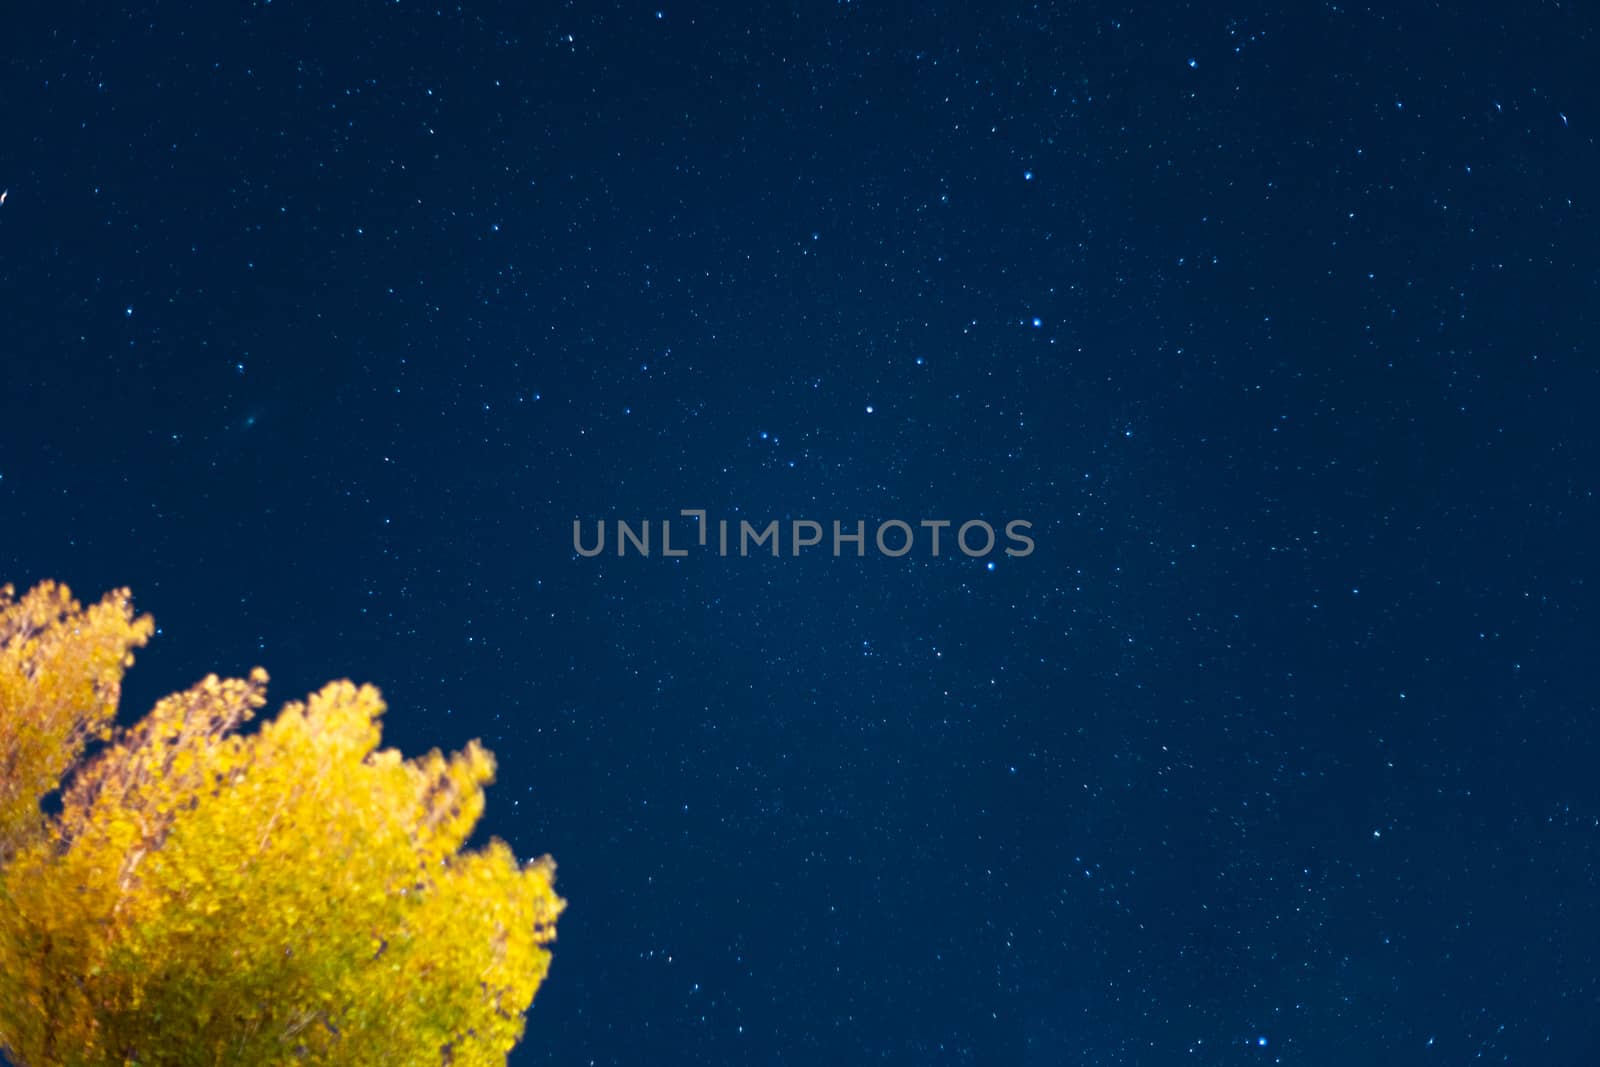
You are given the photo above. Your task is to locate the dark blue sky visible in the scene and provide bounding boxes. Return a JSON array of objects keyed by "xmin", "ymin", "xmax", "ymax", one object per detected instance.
[{"xmin": 3, "ymin": 2, "xmax": 1599, "ymax": 1064}]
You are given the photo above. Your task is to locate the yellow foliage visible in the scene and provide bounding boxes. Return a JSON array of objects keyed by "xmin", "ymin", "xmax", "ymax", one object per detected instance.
[
  {"xmin": 0, "ymin": 583, "xmax": 563, "ymax": 1066},
  {"xmin": 0, "ymin": 582, "xmax": 153, "ymax": 864}
]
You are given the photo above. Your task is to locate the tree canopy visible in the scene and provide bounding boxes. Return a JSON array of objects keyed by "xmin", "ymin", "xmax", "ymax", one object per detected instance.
[{"xmin": 0, "ymin": 581, "xmax": 563, "ymax": 1066}]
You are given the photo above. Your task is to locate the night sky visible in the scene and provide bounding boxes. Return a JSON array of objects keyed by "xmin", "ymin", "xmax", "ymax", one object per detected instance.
[{"xmin": 3, "ymin": 2, "xmax": 1599, "ymax": 1064}]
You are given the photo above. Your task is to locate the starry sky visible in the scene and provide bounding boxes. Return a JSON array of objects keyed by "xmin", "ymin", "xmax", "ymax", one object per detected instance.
[{"xmin": 3, "ymin": 2, "xmax": 1599, "ymax": 1064}]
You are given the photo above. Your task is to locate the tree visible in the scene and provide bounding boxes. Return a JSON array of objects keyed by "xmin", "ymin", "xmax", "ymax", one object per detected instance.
[{"xmin": 0, "ymin": 582, "xmax": 563, "ymax": 1066}]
